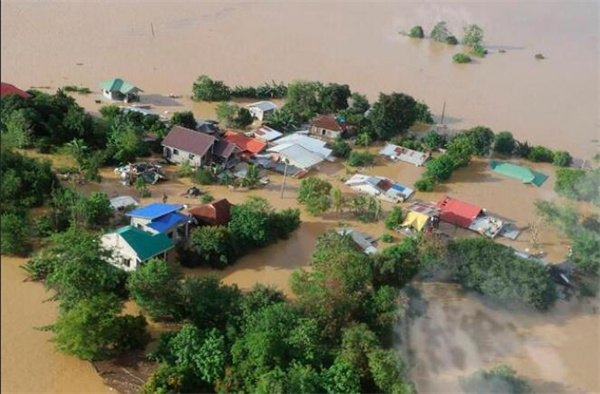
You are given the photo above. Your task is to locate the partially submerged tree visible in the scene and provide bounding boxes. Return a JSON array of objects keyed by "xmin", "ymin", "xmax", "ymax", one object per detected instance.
[
  {"xmin": 430, "ymin": 21, "xmax": 451, "ymax": 42},
  {"xmin": 192, "ymin": 75, "xmax": 231, "ymax": 101},
  {"xmin": 462, "ymin": 24, "xmax": 484, "ymax": 47}
]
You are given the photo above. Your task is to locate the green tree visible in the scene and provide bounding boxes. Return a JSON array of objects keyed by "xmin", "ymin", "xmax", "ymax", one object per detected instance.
[
  {"xmin": 65, "ymin": 138, "xmax": 89, "ymax": 173},
  {"xmin": 554, "ymin": 168, "xmax": 585, "ymax": 199},
  {"xmin": 321, "ymin": 357, "xmax": 361, "ymax": 394},
  {"xmin": 408, "ymin": 26, "xmax": 424, "ymax": 38},
  {"xmin": 553, "ymin": 151, "xmax": 573, "ymax": 167},
  {"xmin": 347, "ymin": 151, "xmax": 376, "ymax": 167},
  {"xmin": 465, "ymin": 126, "xmax": 495, "ymax": 156},
  {"xmin": 127, "ymin": 259, "xmax": 184, "ymax": 321},
  {"xmin": 107, "ymin": 123, "xmax": 145, "ymax": 163},
  {"xmin": 298, "ymin": 177, "xmax": 332, "ymax": 216},
  {"xmin": 228, "ymin": 197, "xmax": 280, "ymax": 250},
  {"xmin": 368, "ymin": 349, "xmax": 413, "ymax": 394},
  {"xmin": 241, "ymin": 164, "xmax": 261, "ymax": 189},
  {"xmin": 264, "ymin": 107, "xmax": 298, "ymax": 132},
  {"xmin": 1, "ymin": 213, "xmax": 31, "ymax": 256},
  {"xmin": 424, "ymin": 154, "xmax": 455, "ymax": 182},
  {"xmin": 331, "ymin": 137, "xmax": 352, "ymax": 158},
  {"xmin": 216, "ymin": 103, "xmax": 253, "ymax": 129},
  {"xmin": 370, "ymin": 93, "xmax": 418, "ymax": 140},
  {"xmin": 331, "ymin": 187, "xmax": 345, "ymax": 214},
  {"xmin": 447, "ymin": 134, "xmax": 475, "ymax": 167},
  {"xmin": 415, "ymin": 176, "xmax": 435, "ymax": 192},
  {"xmin": 445, "ymin": 35, "xmax": 459, "ymax": 45},
  {"xmin": 46, "ymin": 293, "xmax": 149, "ymax": 360},
  {"xmin": 514, "ymin": 140, "xmax": 532, "ymax": 158},
  {"xmin": 239, "ymin": 284, "xmax": 287, "ymax": 321},
  {"xmin": 180, "ymin": 225, "xmax": 237, "ymax": 269},
  {"xmin": 453, "ymin": 53, "xmax": 472, "ymax": 63},
  {"xmin": 1, "ymin": 109, "xmax": 34, "ymax": 148},
  {"xmin": 320, "ymin": 83, "xmax": 352, "ymax": 113},
  {"xmin": 462, "ymin": 24, "xmax": 484, "ymax": 47},
  {"xmin": 371, "ymin": 238, "xmax": 420, "ymax": 288},
  {"xmin": 422, "ymin": 130, "xmax": 447, "ymax": 150},
  {"xmin": 431, "ymin": 21, "xmax": 451, "ymax": 42},
  {"xmin": 385, "ymin": 206, "xmax": 405, "ymax": 230},
  {"xmin": 170, "ymin": 111, "xmax": 197, "ymax": 130},
  {"xmin": 355, "ymin": 132, "xmax": 373, "ymax": 147},
  {"xmin": 414, "ymin": 101, "xmax": 434, "ymax": 123},
  {"xmin": 82, "ymin": 192, "xmax": 112, "ymax": 228},
  {"xmin": 192, "ymin": 75, "xmax": 231, "ymax": 101},
  {"xmin": 283, "ymin": 81, "xmax": 323, "ymax": 121},
  {"xmin": 527, "ymin": 146, "xmax": 554, "ymax": 162},
  {"xmin": 494, "ymin": 131, "xmax": 516, "ymax": 155},
  {"xmin": 134, "ymin": 176, "xmax": 149, "ymax": 198},
  {"xmin": 460, "ymin": 365, "xmax": 531, "ymax": 394}
]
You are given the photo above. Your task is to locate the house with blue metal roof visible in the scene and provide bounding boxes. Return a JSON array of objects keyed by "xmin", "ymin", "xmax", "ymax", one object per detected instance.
[
  {"xmin": 126, "ymin": 203, "xmax": 190, "ymax": 241},
  {"xmin": 100, "ymin": 226, "xmax": 174, "ymax": 271}
]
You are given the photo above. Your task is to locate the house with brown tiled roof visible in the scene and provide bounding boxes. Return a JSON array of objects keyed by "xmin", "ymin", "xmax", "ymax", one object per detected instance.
[
  {"xmin": 308, "ymin": 115, "xmax": 347, "ymax": 141},
  {"xmin": 162, "ymin": 125, "xmax": 217, "ymax": 167},
  {"xmin": 188, "ymin": 198, "xmax": 234, "ymax": 226}
]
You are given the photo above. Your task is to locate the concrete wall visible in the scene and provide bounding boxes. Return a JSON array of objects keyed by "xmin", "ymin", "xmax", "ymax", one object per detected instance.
[
  {"xmin": 163, "ymin": 145, "xmax": 204, "ymax": 167},
  {"xmin": 308, "ymin": 125, "xmax": 341, "ymax": 140}
]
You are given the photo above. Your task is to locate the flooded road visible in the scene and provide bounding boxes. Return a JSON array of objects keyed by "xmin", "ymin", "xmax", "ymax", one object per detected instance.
[{"xmin": 1, "ymin": 1, "xmax": 598, "ymax": 158}]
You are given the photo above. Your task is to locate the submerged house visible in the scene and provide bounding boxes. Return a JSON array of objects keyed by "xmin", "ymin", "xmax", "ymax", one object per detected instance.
[
  {"xmin": 98, "ymin": 78, "xmax": 142, "ymax": 102},
  {"xmin": 308, "ymin": 115, "xmax": 347, "ymax": 141},
  {"xmin": 223, "ymin": 131, "xmax": 267, "ymax": 159},
  {"xmin": 251, "ymin": 126, "xmax": 283, "ymax": 142},
  {"xmin": 247, "ymin": 101, "xmax": 278, "ymax": 121},
  {"xmin": 270, "ymin": 133, "xmax": 334, "ymax": 161},
  {"xmin": 345, "ymin": 174, "xmax": 414, "ymax": 203},
  {"xmin": 490, "ymin": 161, "xmax": 548, "ymax": 187},
  {"xmin": 101, "ymin": 226, "xmax": 174, "ymax": 271},
  {"xmin": 401, "ymin": 201, "xmax": 440, "ymax": 232},
  {"xmin": 188, "ymin": 198, "xmax": 234, "ymax": 226},
  {"xmin": 162, "ymin": 125, "xmax": 217, "ymax": 167},
  {"xmin": 0, "ymin": 82, "xmax": 31, "ymax": 98},
  {"xmin": 436, "ymin": 196, "xmax": 507, "ymax": 238},
  {"xmin": 126, "ymin": 203, "xmax": 190, "ymax": 242},
  {"xmin": 379, "ymin": 143, "xmax": 430, "ymax": 166},
  {"xmin": 338, "ymin": 228, "xmax": 378, "ymax": 254}
]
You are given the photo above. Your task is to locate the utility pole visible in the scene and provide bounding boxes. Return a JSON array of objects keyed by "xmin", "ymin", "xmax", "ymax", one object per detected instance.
[
  {"xmin": 440, "ymin": 100, "xmax": 446, "ymax": 126},
  {"xmin": 280, "ymin": 159, "xmax": 289, "ymax": 199}
]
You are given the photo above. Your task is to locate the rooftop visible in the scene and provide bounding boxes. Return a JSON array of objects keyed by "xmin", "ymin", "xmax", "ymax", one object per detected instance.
[
  {"xmin": 116, "ymin": 226, "xmax": 173, "ymax": 261},
  {"xmin": 490, "ymin": 161, "xmax": 548, "ymax": 187},
  {"xmin": 188, "ymin": 198, "xmax": 234, "ymax": 226},
  {"xmin": 98, "ymin": 78, "xmax": 142, "ymax": 94},
  {"xmin": 436, "ymin": 196, "xmax": 483, "ymax": 228},
  {"xmin": 0, "ymin": 82, "xmax": 31, "ymax": 98},
  {"xmin": 147, "ymin": 212, "xmax": 190, "ymax": 233},
  {"xmin": 310, "ymin": 114, "xmax": 345, "ymax": 132},
  {"xmin": 223, "ymin": 131, "xmax": 267, "ymax": 155},
  {"xmin": 248, "ymin": 101, "xmax": 278, "ymax": 111},
  {"xmin": 126, "ymin": 203, "xmax": 183, "ymax": 219},
  {"xmin": 162, "ymin": 125, "xmax": 217, "ymax": 157},
  {"xmin": 270, "ymin": 143, "xmax": 324, "ymax": 169}
]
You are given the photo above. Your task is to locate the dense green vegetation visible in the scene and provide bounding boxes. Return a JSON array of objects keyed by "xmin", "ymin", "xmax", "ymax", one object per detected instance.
[
  {"xmin": 385, "ymin": 206, "xmax": 405, "ymax": 230},
  {"xmin": 297, "ymin": 177, "xmax": 333, "ymax": 216},
  {"xmin": 331, "ymin": 137, "xmax": 352, "ymax": 158},
  {"xmin": 192, "ymin": 75, "xmax": 232, "ymax": 101},
  {"xmin": 216, "ymin": 103, "xmax": 254, "ymax": 129},
  {"xmin": 347, "ymin": 151, "xmax": 377, "ymax": 167},
  {"xmin": 179, "ymin": 197, "xmax": 301, "ymax": 268},
  {"xmin": 453, "ymin": 53, "xmax": 472, "ymax": 63},
  {"xmin": 170, "ymin": 110, "xmax": 197, "ymax": 130},
  {"xmin": 460, "ymin": 365, "xmax": 531, "ymax": 394},
  {"xmin": 430, "ymin": 21, "xmax": 452, "ymax": 42},
  {"xmin": 408, "ymin": 26, "xmax": 424, "ymax": 38}
]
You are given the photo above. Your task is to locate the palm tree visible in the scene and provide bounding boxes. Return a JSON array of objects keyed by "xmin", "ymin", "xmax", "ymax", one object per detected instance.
[
  {"xmin": 331, "ymin": 187, "xmax": 345, "ymax": 215},
  {"xmin": 65, "ymin": 138, "xmax": 89, "ymax": 173},
  {"xmin": 242, "ymin": 165, "xmax": 261, "ymax": 189}
]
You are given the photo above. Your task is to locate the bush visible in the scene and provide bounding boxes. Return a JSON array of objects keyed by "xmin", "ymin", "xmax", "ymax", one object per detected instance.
[
  {"xmin": 514, "ymin": 140, "xmax": 532, "ymax": 158},
  {"xmin": 460, "ymin": 365, "xmax": 531, "ymax": 394},
  {"xmin": 553, "ymin": 151, "xmax": 573, "ymax": 167},
  {"xmin": 527, "ymin": 146, "xmax": 554, "ymax": 162},
  {"xmin": 554, "ymin": 168, "xmax": 585, "ymax": 200},
  {"xmin": 380, "ymin": 234, "xmax": 395, "ymax": 243},
  {"xmin": 465, "ymin": 126, "xmax": 495, "ymax": 156},
  {"xmin": 425, "ymin": 154, "xmax": 455, "ymax": 182},
  {"xmin": 297, "ymin": 177, "xmax": 332, "ymax": 215},
  {"xmin": 1, "ymin": 213, "xmax": 31, "ymax": 256},
  {"xmin": 170, "ymin": 111, "xmax": 197, "ymax": 130},
  {"xmin": 462, "ymin": 24, "xmax": 484, "ymax": 47},
  {"xmin": 193, "ymin": 168, "xmax": 216, "ymax": 185},
  {"xmin": 391, "ymin": 136, "xmax": 422, "ymax": 152},
  {"xmin": 445, "ymin": 35, "xmax": 458, "ymax": 45},
  {"xmin": 447, "ymin": 135, "xmax": 475, "ymax": 167},
  {"xmin": 216, "ymin": 103, "xmax": 253, "ymax": 129},
  {"xmin": 385, "ymin": 207, "xmax": 405, "ymax": 230},
  {"xmin": 415, "ymin": 177, "xmax": 435, "ymax": 192},
  {"xmin": 180, "ymin": 226, "xmax": 237, "ymax": 269},
  {"xmin": 370, "ymin": 92, "xmax": 418, "ymax": 139},
  {"xmin": 192, "ymin": 75, "xmax": 231, "ymax": 101},
  {"xmin": 408, "ymin": 26, "xmax": 424, "ymax": 38},
  {"xmin": 414, "ymin": 101, "xmax": 434, "ymax": 124},
  {"xmin": 331, "ymin": 137, "xmax": 352, "ymax": 158},
  {"xmin": 471, "ymin": 44, "xmax": 487, "ymax": 58},
  {"xmin": 347, "ymin": 152, "xmax": 376, "ymax": 167},
  {"xmin": 494, "ymin": 131, "xmax": 516, "ymax": 155},
  {"xmin": 430, "ymin": 21, "xmax": 450, "ymax": 42},
  {"xmin": 201, "ymin": 193, "xmax": 214, "ymax": 203},
  {"xmin": 453, "ymin": 53, "xmax": 472, "ymax": 63},
  {"xmin": 422, "ymin": 130, "xmax": 447, "ymax": 150}
]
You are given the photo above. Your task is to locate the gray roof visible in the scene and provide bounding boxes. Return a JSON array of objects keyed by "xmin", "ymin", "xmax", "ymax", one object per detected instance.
[
  {"xmin": 162, "ymin": 126, "xmax": 217, "ymax": 156},
  {"xmin": 248, "ymin": 101, "xmax": 278, "ymax": 111}
]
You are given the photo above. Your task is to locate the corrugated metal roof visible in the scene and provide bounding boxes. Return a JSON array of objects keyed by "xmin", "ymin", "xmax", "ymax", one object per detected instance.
[
  {"xmin": 223, "ymin": 131, "xmax": 267, "ymax": 155},
  {"xmin": 271, "ymin": 133, "xmax": 333, "ymax": 160},
  {"xmin": 147, "ymin": 212, "xmax": 190, "ymax": 233},
  {"xmin": 272, "ymin": 144, "xmax": 323, "ymax": 169},
  {"xmin": 116, "ymin": 226, "xmax": 173, "ymax": 261},
  {"xmin": 490, "ymin": 161, "xmax": 548, "ymax": 187},
  {"xmin": 436, "ymin": 196, "xmax": 483, "ymax": 229},
  {"xmin": 310, "ymin": 114, "xmax": 345, "ymax": 132},
  {"xmin": 162, "ymin": 126, "xmax": 217, "ymax": 157},
  {"xmin": 98, "ymin": 78, "xmax": 142, "ymax": 94},
  {"xmin": 126, "ymin": 203, "xmax": 183, "ymax": 219},
  {"xmin": 248, "ymin": 101, "xmax": 278, "ymax": 111}
]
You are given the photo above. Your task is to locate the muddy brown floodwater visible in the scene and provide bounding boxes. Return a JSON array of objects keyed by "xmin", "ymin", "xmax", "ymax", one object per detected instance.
[{"xmin": 2, "ymin": 1, "xmax": 599, "ymax": 393}]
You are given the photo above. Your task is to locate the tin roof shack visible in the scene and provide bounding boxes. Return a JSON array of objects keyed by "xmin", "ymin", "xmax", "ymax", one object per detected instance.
[
  {"xmin": 162, "ymin": 126, "xmax": 217, "ymax": 167},
  {"xmin": 270, "ymin": 133, "xmax": 334, "ymax": 162},
  {"xmin": 101, "ymin": 226, "xmax": 173, "ymax": 271},
  {"xmin": 126, "ymin": 203, "xmax": 191, "ymax": 242},
  {"xmin": 338, "ymin": 228, "xmax": 378, "ymax": 254},
  {"xmin": 267, "ymin": 144, "xmax": 324, "ymax": 170},
  {"xmin": 247, "ymin": 101, "xmax": 278, "ymax": 121},
  {"xmin": 0, "ymin": 82, "xmax": 31, "ymax": 98},
  {"xmin": 98, "ymin": 78, "xmax": 142, "ymax": 102},
  {"xmin": 436, "ymin": 196, "xmax": 483, "ymax": 229},
  {"xmin": 345, "ymin": 174, "xmax": 414, "ymax": 203},
  {"xmin": 308, "ymin": 115, "xmax": 347, "ymax": 141},
  {"xmin": 223, "ymin": 131, "xmax": 267, "ymax": 159},
  {"xmin": 401, "ymin": 201, "xmax": 440, "ymax": 232},
  {"xmin": 379, "ymin": 143, "xmax": 430, "ymax": 166},
  {"xmin": 188, "ymin": 198, "xmax": 234, "ymax": 226},
  {"xmin": 212, "ymin": 140, "xmax": 241, "ymax": 168},
  {"xmin": 109, "ymin": 196, "xmax": 140, "ymax": 211},
  {"xmin": 251, "ymin": 126, "xmax": 283, "ymax": 142},
  {"xmin": 491, "ymin": 161, "xmax": 548, "ymax": 187}
]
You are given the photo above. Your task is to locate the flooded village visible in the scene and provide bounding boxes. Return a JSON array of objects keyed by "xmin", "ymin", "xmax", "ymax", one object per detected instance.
[{"xmin": 2, "ymin": 1, "xmax": 599, "ymax": 394}]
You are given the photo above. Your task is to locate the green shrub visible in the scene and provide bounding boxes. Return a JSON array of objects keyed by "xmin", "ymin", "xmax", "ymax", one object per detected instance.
[
  {"xmin": 514, "ymin": 140, "xmax": 532, "ymax": 158},
  {"xmin": 192, "ymin": 75, "xmax": 231, "ymax": 101},
  {"xmin": 63, "ymin": 86, "xmax": 92, "ymax": 94},
  {"xmin": 425, "ymin": 154, "xmax": 456, "ymax": 182},
  {"xmin": 408, "ymin": 26, "xmax": 424, "ymax": 38},
  {"xmin": 415, "ymin": 177, "xmax": 435, "ymax": 192},
  {"xmin": 470, "ymin": 44, "xmax": 487, "ymax": 58},
  {"xmin": 445, "ymin": 35, "xmax": 458, "ymax": 45},
  {"xmin": 380, "ymin": 234, "xmax": 395, "ymax": 243},
  {"xmin": 201, "ymin": 193, "xmax": 214, "ymax": 203},
  {"xmin": 347, "ymin": 152, "xmax": 376, "ymax": 167},
  {"xmin": 422, "ymin": 130, "xmax": 447, "ymax": 150},
  {"xmin": 460, "ymin": 365, "xmax": 531, "ymax": 394},
  {"xmin": 1, "ymin": 213, "xmax": 31, "ymax": 256},
  {"xmin": 385, "ymin": 207, "xmax": 405, "ymax": 230},
  {"xmin": 331, "ymin": 137, "xmax": 352, "ymax": 158},
  {"xmin": 431, "ymin": 21, "xmax": 450, "ymax": 42},
  {"xmin": 527, "ymin": 146, "xmax": 554, "ymax": 162},
  {"xmin": 494, "ymin": 131, "xmax": 516, "ymax": 155},
  {"xmin": 453, "ymin": 53, "xmax": 472, "ymax": 63},
  {"xmin": 553, "ymin": 151, "xmax": 573, "ymax": 167},
  {"xmin": 193, "ymin": 168, "xmax": 216, "ymax": 185}
]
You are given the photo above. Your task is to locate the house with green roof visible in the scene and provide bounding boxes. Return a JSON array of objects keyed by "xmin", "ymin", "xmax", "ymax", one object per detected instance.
[
  {"xmin": 490, "ymin": 161, "xmax": 548, "ymax": 187},
  {"xmin": 100, "ymin": 225, "xmax": 173, "ymax": 271},
  {"xmin": 98, "ymin": 78, "xmax": 143, "ymax": 102}
]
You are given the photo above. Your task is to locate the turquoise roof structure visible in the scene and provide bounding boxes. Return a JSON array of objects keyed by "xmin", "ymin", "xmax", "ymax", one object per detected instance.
[
  {"xmin": 98, "ymin": 78, "xmax": 142, "ymax": 94},
  {"xmin": 116, "ymin": 225, "xmax": 173, "ymax": 261},
  {"xmin": 491, "ymin": 161, "xmax": 548, "ymax": 187}
]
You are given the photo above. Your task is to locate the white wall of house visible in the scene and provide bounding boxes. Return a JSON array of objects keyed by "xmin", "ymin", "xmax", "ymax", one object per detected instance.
[
  {"xmin": 163, "ymin": 145, "xmax": 205, "ymax": 167},
  {"xmin": 308, "ymin": 126, "xmax": 341, "ymax": 140},
  {"xmin": 249, "ymin": 107, "xmax": 274, "ymax": 121},
  {"xmin": 100, "ymin": 233, "xmax": 142, "ymax": 272},
  {"xmin": 129, "ymin": 216, "xmax": 188, "ymax": 241}
]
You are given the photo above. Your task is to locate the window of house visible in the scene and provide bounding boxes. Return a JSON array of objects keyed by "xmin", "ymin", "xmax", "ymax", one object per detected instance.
[
  {"xmin": 322, "ymin": 129, "xmax": 326, "ymax": 135},
  {"xmin": 189, "ymin": 153, "xmax": 195, "ymax": 160},
  {"xmin": 173, "ymin": 149, "xmax": 179, "ymax": 155},
  {"xmin": 123, "ymin": 258, "xmax": 131, "ymax": 268}
]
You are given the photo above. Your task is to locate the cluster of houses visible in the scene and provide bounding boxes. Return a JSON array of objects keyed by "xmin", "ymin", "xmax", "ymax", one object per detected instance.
[{"xmin": 101, "ymin": 198, "xmax": 234, "ymax": 271}]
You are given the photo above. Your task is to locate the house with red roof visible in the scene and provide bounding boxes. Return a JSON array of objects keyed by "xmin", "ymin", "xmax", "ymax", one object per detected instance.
[
  {"xmin": 0, "ymin": 82, "xmax": 31, "ymax": 99},
  {"xmin": 222, "ymin": 130, "xmax": 267, "ymax": 159},
  {"xmin": 436, "ymin": 196, "xmax": 483, "ymax": 229},
  {"xmin": 188, "ymin": 198, "xmax": 234, "ymax": 226},
  {"xmin": 308, "ymin": 114, "xmax": 347, "ymax": 141},
  {"xmin": 162, "ymin": 125, "xmax": 217, "ymax": 167}
]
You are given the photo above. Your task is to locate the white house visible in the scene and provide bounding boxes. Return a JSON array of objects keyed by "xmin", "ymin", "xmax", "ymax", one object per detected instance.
[
  {"xmin": 101, "ymin": 226, "xmax": 174, "ymax": 271},
  {"xmin": 126, "ymin": 203, "xmax": 191, "ymax": 242},
  {"xmin": 338, "ymin": 228, "xmax": 378, "ymax": 254},
  {"xmin": 345, "ymin": 174, "xmax": 414, "ymax": 203},
  {"xmin": 161, "ymin": 125, "xmax": 217, "ymax": 167},
  {"xmin": 270, "ymin": 133, "xmax": 334, "ymax": 161},
  {"xmin": 247, "ymin": 101, "xmax": 278, "ymax": 121},
  {"xmin": 98, "ymin": 78, "xmax": 143, "ymax": 102},
  {"xmin": 379, "ymin": 143, "xmax": 430, "ymax": 166}
]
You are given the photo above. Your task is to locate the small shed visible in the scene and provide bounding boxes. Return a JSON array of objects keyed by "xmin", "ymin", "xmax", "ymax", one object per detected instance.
[
  {"xmin": 308, "ymin": 114, "xmax": 347, "ymax": 141},
  {"xmin": 109, "ymin": 196, "xmax": 139, "ymax": 210},
  {"xmin": 252, "ymin": 126, "xmax": 283, "ymax": 142},
  {"xmin": 247, "ymin": 101, "xmax": 278, "ymax": 121},
  {"xmin": 98, "ymin": 78, "xmax": 142, "ymax": 102},
  {"xmin": 188, "ymin": 198, "xmax": 234, "ymax": 226}
]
